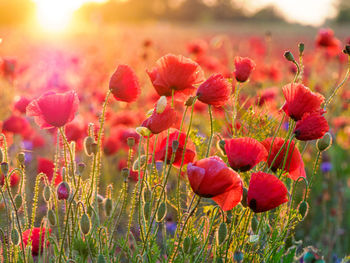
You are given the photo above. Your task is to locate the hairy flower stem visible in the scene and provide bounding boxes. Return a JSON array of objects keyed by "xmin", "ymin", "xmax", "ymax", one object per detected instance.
[
  {"xmin": 59, "ymin": 127, "xmax": 76, "ymax": 187},
  {"xmin": 306, "ymin": 150, "xmax": 321, "ymax": 197},
  {"xmin": 206, "ymin": 105, "xmax": 213, "ymax": 157},
  {"xmin": 232, "ymin": 82, "xmax": 240, "ymax": 136},
  {"xmin": 324, "ymin": 65, "xmax": 349, "ymax": 109}
]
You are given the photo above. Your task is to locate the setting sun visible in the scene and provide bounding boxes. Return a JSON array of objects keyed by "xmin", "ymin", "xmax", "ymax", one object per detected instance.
[{"xmin": 33, "ymin": 0, "xmax": 107, "ymax": 32}]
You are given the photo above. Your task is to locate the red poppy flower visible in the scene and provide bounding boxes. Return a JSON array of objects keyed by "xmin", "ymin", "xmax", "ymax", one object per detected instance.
[
  {"xmin": 22, "ymin": 227, "xmax": 51, "ymax": 256},
  {"xmin": 187, "ymin": 156, "xmax": 243, "ymax": 211},
  {"xmin": 261, "ymin": 137, "xmax": 306, "ymax": 181},
  {"xmin": 38, "ymin": 157, "xmax": 62, "ymax": 186},
  {"xmin": 27, "ymin": 90, "xmax": 79, "ymax": 129},
  {"xmin": 233, "ymin": 56, "xmax": 255, "ymax": 83},
  {"xmin": 109, "ymin": 64, "xmax": 140, "ymax": 103},
  {"xmin": 147, "ymin": 54, "xmax": 205, "ymax": 97},
  {"xmin": 282, "ymin": 83, "xmax": 324, "ymax": 121},
  {"xmin": 0, "ymin": 171, "xmax": 20, "ymax": 187},
  {"xmin": 247, "ymin": 171, "xmax": 288, "ymax": 213},
  {"xmin": 14, "ymin": 96, "xmax": 31, "ymax": 114},
  {"xmin": 141, "ymin": 104, "xmax": 177, "ymax": 134},
  {"xmin": 196, "ymin": 74, "xmax": 231, "ymax": 107},
  {"xmin": 224, "ymin": 137, "xmax": 268, "ymax": 172},
  {"xmin": 294, "ymin": 111, "xmax": 329, "ymax": 141},
  {"xmin": 187, "ymin": 39, "xmax": 208, "ymax": 56},
  {"xmin": 104, "ymin": 127, "xmax": 140, "ymax": 155},
  {"xmin": 148, "ymin": 129, "xmax": 196, "ymax": 168},
  {"xmin": 316, "ymin": 28, "xmax": 341, "ymax": 54},
  {"xmin": 2, "ymin": 115, "xmax": 30, "ymax": 135}
]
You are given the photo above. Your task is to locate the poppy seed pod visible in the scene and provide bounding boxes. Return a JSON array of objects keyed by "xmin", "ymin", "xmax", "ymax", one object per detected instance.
[
  {"xmin": 84, "ymin": 136, "xmax": 95, "ymax": 156},
  {"xmin": 17, "ymin": 152, "xmax": 25, "ymax": 165},
  {"xmin": 299, "ymin": 43, "xmax": 305, "ymax": 54},
  {"xmin": 127, "ymin": 137, "xmax": 135, "ymax": 147},
  {"xmin": 284, "ymin": 51, "xmax": 295, "ymax": 62}
]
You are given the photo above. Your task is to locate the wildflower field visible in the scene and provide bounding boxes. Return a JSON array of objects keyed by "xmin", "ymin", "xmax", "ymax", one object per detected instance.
[{"xmin": 0, "ymin": 23, "xmax": 349, "ymax": 263}]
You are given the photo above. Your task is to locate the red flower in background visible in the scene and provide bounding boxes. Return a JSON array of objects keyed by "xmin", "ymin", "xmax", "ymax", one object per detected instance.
[
  {"xmin": 104, "ymin": 127, "xmax": 140, "ymax": 155},
  {"xmin": 187, "ymin": 156, "xmax": 243, "ymax": 211},
  {"xmin": 224, "ymin": 137, "xmax": 268, "ymax": 172},
  {"xmin": 187, "ymin": 39, "xmax": 208, "ymax": 56},
  {"xmin": 109, "ymin": 64, "xmax": 140, "ymax": 103},
  {"xmin": 14, "ymin": 96, "xmax": 31, "ymax": 114},
  {"xmin": 247, "ymin": 171, "xmax": 288, "ymax": 213},
  {"xmin": 27, "ymin": 90, "xmax": 79, "ymax": 129},
  {"xmin": 196, "ymin": 74, "xmax": 231, "ymax": 107},
  {"xmin": 282, "ymin": 83, "xmax": 324, "ymax": 121},
  {"xmin": 149, "ymin": 129, "xmax": 196, "ymax": 168},
  {"xmin": 316, "ymin": 28, "xmax": 341, "ymax": 54},
  {"xmin": 262, "ymin": 137, "xmax": 305, "ymax": 181},
  {"xmin": 2, "ymin": 115, "xmax": 30, "ymax": 135},
  {"xmin": 147, "ymin": 54, "xmax": 205, "ymax": 98},
  {"xmin": 0, "ymin": 171, "xmax": 20, "ymax": 187},
  {"xmin": 233, "ymin": 56, "xmax": 255, "ymax": 83},
  {"xmin": 38, "ymin": 158, "xmax": 62, "ymax": 186},
  {"xmin": 22, "ymin": 227, "xmax": 51, "ymax": 256},
  {"xmin": 294, "ymin": 111, "xmax": 329, "ymax": 141},
  {"xmin": 142, "ymin": 104, "xmax": 177, "ymax": 134}
]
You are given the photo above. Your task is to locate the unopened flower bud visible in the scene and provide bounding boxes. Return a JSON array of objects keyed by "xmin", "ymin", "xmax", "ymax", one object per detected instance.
[
  {"xmin": 48, "ymin": 209, "xmax": 57, "ymax": 226},
  {"xmin": 133, "ymin": 155, "xmax": 147, "ymax": 171},
  {"xmin": 91, "ymin": 143, "xmax": 98, "ymax": 155},
  {"xmin": 218, "ymin": 140, "xmax": 226, "ymax": 155},
  {"xmin": 156, "ymin": 96, "xmax": 167, "ymax": 114},
  {"xmin": 57, "ymin": 181, "xmax": 70, "ymax": 200},
  {"xmin": 183, "ymin": 236, "xmax": 192, "ymax": 254},
  {"xmin": 104, "ymin": 198, "xmax": 113, "ymax": 217},
  {"xmin": 143, "ymin": 202, "xmax": 151, "ymax": 221},
  {"xmin": 77, "ymin": 163, "xmax": 86, "ymax": 175},
  {"xmin": 121, "ymin": 168, "xmax": 129, "ymax": 180},
  {"xmin": 298, "ymin": 200, "xmax": 308, "ymax": 218},
  {"xmin": 316, "ymin": 132, "xmax": 332, "ymax": 152},
  {"xmin": 1, "ymin": 162, "xmax": 9, "ymax": 176},
  {"xmin": 43, "ymin": 185, "xmax": 51, "ymax": 202},
  {"xmin": 284, "ymin": 51, "xmax": 295, "ymax": 62},
  {"xmin": 11, "ymin": 228, "xmax": 19, "ymax": 246},
  {"xmin": 84, "ymin": 135, "xmax": 95, "ymax": 156},
  {"xmin": 127, "ymin": 137, "xmax": 135, "ymax": 147},
  {"xmin": 136, "ymin": 127, "xmax": 151, "ymax": 137},
  {"xmin": 156, "ymin": 202, "xmax": 167, "ymax": 222},
  {"xmin": 80, "ymin": 213, "xmax": 91, "ymax": 235},
  {"xmin": 0, "ymin": 149, "xmax": 3, "ymax": 163},
  {"xmin": 97, "ymin": 254, "xmax": 107, "ymax": 263},
  {"xmin": 172, "ymin": 140, "xmax": 179, "ymax": 152},
  {"xmin": 241, "ymin": 187, "xmax": 248, "ymax": 207},
  {"xmin": 298, "ymin": 43, "xmax": 305, "ymax": 55},
  {"xmin": 142, "ymin": 187, "xmax": 152, "ymax": 203},
  {"xmin": 17, "ymin": 152, "xmax": 25, "ymax": 165},
  {"xmin": 217, "ymin": 222, "xmax": 227, "ymax": 245},
  {"xmin": 343, "ymin": 45, "xmax": 350, "ymax": 55},
  {"xmin": 14, "ymin": 194, "xmax": 22, "ymax": 210},
  {"xmin": 185, "ymin": 96, "xmax": 196, "ymax": 106},
  {"xmin": 251, "ymin": 215, "xmax": 259, "ymax": 233}
]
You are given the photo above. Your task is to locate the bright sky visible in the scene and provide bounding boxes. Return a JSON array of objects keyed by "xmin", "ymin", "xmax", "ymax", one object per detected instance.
[{"xmin": 239, "ymin": 0, "xmax": 338, "ymax": 26}]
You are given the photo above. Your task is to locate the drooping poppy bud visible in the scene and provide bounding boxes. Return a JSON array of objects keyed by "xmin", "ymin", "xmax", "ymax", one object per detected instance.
[
  {"xmin": 233, "ymin": 56, "xmax": 255, "ymax": 83},
  {"xmin": 224, "ymin": 137, "xmax": 267, "ymax": 172},
  {"xmin": 109, "ymin": 64, "xmax": 140, "ymax": 103},
  {"xmin": 187, "ymin": 156, "xmax": 243, "ymax": 211},
  {"xmin": 196, "ymin": 74, "xmax": 231, "ymax": 107},
  {"xmin": 247, "ymin": 172, "xmax": 288, "ymax": 213}
]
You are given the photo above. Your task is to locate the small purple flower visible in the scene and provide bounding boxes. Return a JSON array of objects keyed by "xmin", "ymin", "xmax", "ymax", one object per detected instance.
[
  {"xmin": 166, "ymin": 222, "xmax": 177, "ymax": 235},
  {"xmin": 321, "ymin": 162, "xmax": 332, "ymax": 173},
  {"xmin": 283, "ymin": 121, "xmax": 289, "ymax": 131}
]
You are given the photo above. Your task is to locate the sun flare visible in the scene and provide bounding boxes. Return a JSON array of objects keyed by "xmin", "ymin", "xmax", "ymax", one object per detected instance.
[{"xmin": 33, "ymin": 0, "xmax": 107, "ymax": 32}]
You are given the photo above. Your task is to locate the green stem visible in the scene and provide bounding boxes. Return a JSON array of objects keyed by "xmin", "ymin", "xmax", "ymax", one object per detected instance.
[{"xmin": 206, "ymin": 105, "xmax": 213, "ymax": 157}]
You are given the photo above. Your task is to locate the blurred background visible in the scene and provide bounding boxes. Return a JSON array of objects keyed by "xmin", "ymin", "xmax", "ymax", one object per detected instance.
[{"xmin": 0, "ymin": 0, "xmax": 349, "ymax": 33}]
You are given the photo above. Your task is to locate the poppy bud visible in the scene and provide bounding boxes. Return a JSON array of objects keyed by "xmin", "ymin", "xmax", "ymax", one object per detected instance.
[
  {"xmin": 251, "ymin": 215, "xmax": 259, "ymax": 233},
  {"xmin": 14, "ymin": 194, "xmax": 22, "ymax": 210},
  {"xmin": 127, "ymin": 137, "xmax": 135, "ymax": 147},
  {"xmin": 241, "ymin": 187, "xmax": 248, "ymax": 207},
  {"xmin": 84, "ymin": 136, "xmax": 95, "ymax": 156},
  {"xmin": 343, "ymin": 45, "xmax": 350, "ymax": 55},
  {"xmin": 77, "ymin": 163, "xmax": 85, "ymax": 175},
  {"xmin": 48, "ymin": 209, "xmax": 57, "ymax": 226},
  {"xmin": 218, "ymin": 140, "xmax": 226, "ymax": 155},
  {"xmin": 133, "ymin": 155, "xmax": 147, "ymax": 171},
  {"xmin": 142, "ymin": 187, "xmax": 152, "ymax": 203},
  {"xmin": 234, "ymin": 251, "xmax": 244, "ymax": 262},
  {"xmin": 97, "ymin": 254, "xmax": 107, "ymax": 263},
  {"xmin": 284, "ymin": 51, "xmax": 295, "ymax": 62},
  {"xmin": 136, "ymin": 127, "xmax": 151, "ymax": 137},
  {"xmin": 156, "ymin": 96, "xmax": 167, "ymax": 114},
  {"xmin": 156, "ymin": 202, "xmax": 167, "ymax": 222},
  {"xmin": 104, "ymin": 198, "xmax": 113, "ymax": 217},
  {"xmin": 298, "ymin": 43, "xmax": 305, "ymax": 55},
  {"xmin": 185, "ymin": 96, "xmax": 196, "ymax": 106},
  {"xmin": 80, "ymin": 213, "xmax": 91, "ymax": 235},
  {"xmin": 298, "ymin": 200, "xmax": 308, "ymax": 218},
  {"xmin": 43, "ymin": 185, "xmax": 51, "ymax": 202},
  {"xmin": 1, "ymin": 162, "xmax": 9, "ymax": 177},
  {"xmin": 91, "ymin": 143, "xmax": 98, "ymax": 155},
  {"xmin": 217, "ymin": 222, "xmax": 227, "ymax": 245},
  {"xmin": 316, "ymin": 132, "xmax": 332, "ymax": 152},
  {"xmin": 57, "ymin": 181, "xmax": 70, "ymax": 200},
  {"xmin": 17, "ymin": 152, "xmax": 25, "ymax": 165},
  {"xmin": 234, "ymin": 56, "xmax": 255, "ymax": 83},
  {"xmin": 143, "ymin": 202, "xmax": 151, "ymax": 221},
  {"xmin": 172, "ymin": 140, "xmax": 179, "ymax": 152},
  {"xmin": 183, "ymin": 236, "xmax": 191, "ymax": 254},
  {"xmin": 0, "ymin": 149, "xmax": 3, "ymax": 164},
  {"xmin": 11, "ymin": 228, "xmax": 19, "ymax": 246}
]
